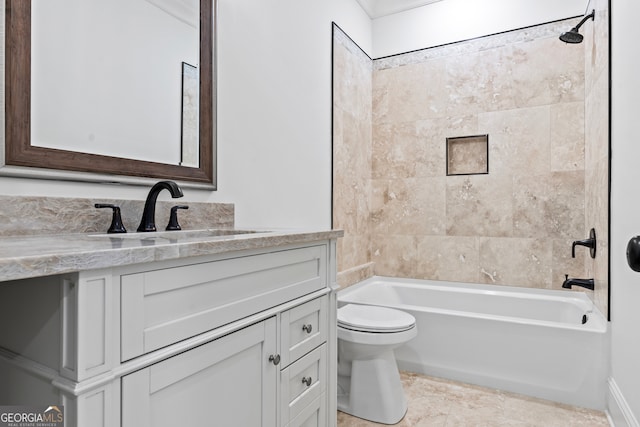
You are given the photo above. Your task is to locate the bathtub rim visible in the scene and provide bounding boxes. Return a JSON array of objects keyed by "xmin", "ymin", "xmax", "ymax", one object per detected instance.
[{"xmin": 338, "ymin": 276, "xmax": 607, "ymax": 333}]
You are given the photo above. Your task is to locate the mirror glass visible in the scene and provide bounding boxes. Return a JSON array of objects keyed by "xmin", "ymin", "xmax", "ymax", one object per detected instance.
[{"xmin": 4, "ymin": 0, "xmax": 215, "ymax": 185}]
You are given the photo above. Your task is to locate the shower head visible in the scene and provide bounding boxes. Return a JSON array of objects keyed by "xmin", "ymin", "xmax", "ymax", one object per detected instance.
[
  {"xmin": 559, "ymin": 9, "xmax": 595, "ymax": 44},
  {"xmin": 559, "ymin": 29, "xmax": 584, "ymax": 44}
]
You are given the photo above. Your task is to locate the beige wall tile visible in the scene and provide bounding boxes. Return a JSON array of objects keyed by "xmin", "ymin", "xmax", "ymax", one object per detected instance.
[
  {"xmin": 586, "ymin": 158, "xmax": 609, "ymax": 315},
  {"xmin": 337, "ymin": 234, "xmax": 371, "ymax": 273},
  {"xmin": 332, "ymin": 39, "xmax": 372, "ymax": 120},
  {"xmin": 584, "ymin": 0, "xmax": 609, "ymax": 316},
  {"xmin": 444, "ymin": 45, "xmax": 520, "ymax": 116},
  {"xmin": 332, "ymin": 27, "xmax": 374, "ymax": 285},
  {"xmin": 372, "ymin": 235, "xmax": 417, "ymax": 277},
  {"xmin": 442, "ymin": 36, "xmax": 584, "ymax": 118},
  {"xmin": 372, "ymin": 178, "xmax": 447, "ymax": 236},
  {"xmin": 513, "ymin": 171, "xmax": 585, "ymax": 240},
  {"xmin": 479, "ymin": 238, "xmax": 553, "ymax": 287},
  {"xmin": 372, "ymin": 121, "xmax": 433, "ymax": 179},
  {"xmin": 585, "ymin": 73, "xmax": 609, "ymax": 167},
  {"xmin": 479, "ymin": 105, "xmax": 551, "ymax": 177},
  {"xmin": 373, "ymin": 59, "xmax": 448, "ymax": 124},
  {"xmin": 370, "ymin": 179, "xmax": 390, "ymax": 235},
  {"xmin": 550, "ymin": 102, "xmax": 585, "ymax": 172},
  {"xmin": 446, "ymin": 175, "xmax": 513, "ymax": 237},
  {"xmin": 584, "ymin": 0, "xmax": 609, "ymax": 94},
  {"xmin": 416, "ymin": 236, "xmax": 480, "ymax": 282},
  {"xmin": 509, "ymin": 37, "xmax": 585, "ymax": 107}
]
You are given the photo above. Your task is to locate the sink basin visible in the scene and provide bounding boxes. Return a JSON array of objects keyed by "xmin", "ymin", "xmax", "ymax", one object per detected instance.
[{"xmin": 88, "ymin": 228, "xmax": 267, "ymax": 240}]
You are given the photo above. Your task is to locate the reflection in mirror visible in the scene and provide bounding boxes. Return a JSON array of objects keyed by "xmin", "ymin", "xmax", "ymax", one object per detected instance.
[
  {"xmin": 4, "ymin": 0, "xmax": 215, "ymax": 186},
  {"xmin": 181, "ymin": 61, "xmax": 199, "ymax": 167},
  {"xmin": 31, "ymin": 0, "xmax": 199, "ymax": 165}
]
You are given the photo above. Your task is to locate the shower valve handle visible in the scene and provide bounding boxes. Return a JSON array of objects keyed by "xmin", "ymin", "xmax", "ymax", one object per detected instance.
[{"xmin": 571, "ymin": 228, "xmax": 596, "ymax": 259}]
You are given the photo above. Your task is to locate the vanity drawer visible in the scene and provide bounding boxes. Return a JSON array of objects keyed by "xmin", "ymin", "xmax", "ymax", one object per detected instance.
[
  {"xmin": 280, "ymin": 296, "xmax": 328, "ymax": 367},
  {"xmin": 281, "ymin": 344, "xmax": 326, "ymax": 425},
  {"xmin": 286, "ymin": 393, "xmax": 326, "ymax": 427},
  {"xmin": 121, "ymin": 245, "xmax": 327, "ymax": 361}
]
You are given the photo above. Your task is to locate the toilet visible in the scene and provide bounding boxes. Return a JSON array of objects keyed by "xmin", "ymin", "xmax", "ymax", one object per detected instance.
[{"xmin": 337, "ymin": 303, "xmax": 417, "ymax": 425}]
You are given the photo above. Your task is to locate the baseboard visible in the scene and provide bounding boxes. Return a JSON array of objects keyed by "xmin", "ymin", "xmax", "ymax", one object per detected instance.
[{"xmin": 608, "ymin": 377, "xmax": 640, "ymax": 427}]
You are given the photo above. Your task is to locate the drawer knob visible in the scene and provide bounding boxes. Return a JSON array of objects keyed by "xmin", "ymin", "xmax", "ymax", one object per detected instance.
[
  {"xmin": 301, "ymin": 376, "xmax": 312, "ymax": 387},
  {"xmin": 268, "ymin": 354, "xmax": 281, "ymax": 366},
  {"xmin": 302, "ymin": 324, "xmax": 313, "ymax": 334}
]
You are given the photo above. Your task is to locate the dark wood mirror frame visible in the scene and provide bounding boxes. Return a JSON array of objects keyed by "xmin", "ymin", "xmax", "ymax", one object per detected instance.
[{"xmin": 4, "ymin": 0, "xmax": 216, "ymax": 186}]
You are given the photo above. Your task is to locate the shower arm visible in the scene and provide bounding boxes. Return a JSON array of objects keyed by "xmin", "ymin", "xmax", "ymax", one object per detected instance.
[{"xmin": 572, "ymin": 10, "xmax": 595, "ymax": 31}]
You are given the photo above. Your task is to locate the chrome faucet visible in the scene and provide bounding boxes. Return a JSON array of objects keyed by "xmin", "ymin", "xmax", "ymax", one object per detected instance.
[
  {"xmin": 562, "ymin": 275, "xmax": 595, "ymax": 291},
  {"xmin": 137, "ymin": 181, "xmax": 184, "ymax": 232}
]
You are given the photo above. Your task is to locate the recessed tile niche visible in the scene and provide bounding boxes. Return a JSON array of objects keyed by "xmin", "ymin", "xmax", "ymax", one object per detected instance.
[{"xmin": 446, "ymin": 135, "xmax": 489, "ymax": 176}]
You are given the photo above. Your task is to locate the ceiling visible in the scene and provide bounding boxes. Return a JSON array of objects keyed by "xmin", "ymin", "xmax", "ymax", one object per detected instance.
[{"xmin": 355, "ymin": 0, "xmax": 444, "ymax": 19}]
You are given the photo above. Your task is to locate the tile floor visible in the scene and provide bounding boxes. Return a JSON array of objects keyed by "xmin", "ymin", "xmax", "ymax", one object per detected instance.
[{"xmin": 337, "ymin": 372, "xmax": 610, "ymax": 427}]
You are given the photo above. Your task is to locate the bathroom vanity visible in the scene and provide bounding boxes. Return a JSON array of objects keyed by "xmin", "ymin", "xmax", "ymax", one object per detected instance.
[{"xmin": 0, "ymin": 226, "xmax": 341, "ymax": 427}]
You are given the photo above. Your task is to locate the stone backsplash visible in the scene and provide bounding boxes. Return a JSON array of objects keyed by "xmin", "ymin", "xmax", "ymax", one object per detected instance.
[{"xmin": 0, "ymin": 195, "xmax": 234, "ymax": 237}]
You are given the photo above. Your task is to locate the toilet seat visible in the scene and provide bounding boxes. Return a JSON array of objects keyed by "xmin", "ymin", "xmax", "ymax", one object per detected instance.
[{"xmin": 338, "ymin": 304, "xmax": 416, "ymax": 333}]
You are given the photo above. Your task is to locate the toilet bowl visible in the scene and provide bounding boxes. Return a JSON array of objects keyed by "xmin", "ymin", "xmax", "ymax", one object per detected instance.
[{"xmin": 337, "ymin": 304, "xmax": 417, "ymax": 425}]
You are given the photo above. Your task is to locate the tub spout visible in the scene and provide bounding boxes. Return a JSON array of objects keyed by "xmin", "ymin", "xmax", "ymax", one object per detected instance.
[{"xmin": 562, "ymin": 274, "xmax": 594, "ymax": 291}]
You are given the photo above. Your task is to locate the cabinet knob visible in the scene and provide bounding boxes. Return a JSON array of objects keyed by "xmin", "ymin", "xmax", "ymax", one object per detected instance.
[
  {"xmin": 268, "ymin": 354, "xmax": 281, "ymax": 366},
  {"xmin": 302, "ymin": 324, "xmax": 313, "ymax": 334},
  {"xmin": 301, "ymin": 376, "xmax": 312, "ymax": 387}
]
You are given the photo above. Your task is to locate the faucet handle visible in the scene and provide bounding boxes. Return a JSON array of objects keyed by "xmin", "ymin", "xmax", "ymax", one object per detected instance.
[
  {"xmin": 166, "ymin": 205, "xmax": 189, "ymax": 231},
  {"xmin": 571, "ymin": 228, "xmax": 597, "ymax": 259},
  {"xmin": 95, "ymin": 204, "xmax": 127, "ymax": 234}
]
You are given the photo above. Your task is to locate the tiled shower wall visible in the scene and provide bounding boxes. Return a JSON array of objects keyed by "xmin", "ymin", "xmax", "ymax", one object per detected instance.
[
  {"xmin": 584, "ymin": 0, "xmax": 610, "ymax": 315},
  {"xmin": 333, "ymin": 17, "xmax": 609, "ymax": 312},
  {"xmin": 333, "ymin": 27, "xmax": 374, "ymax": 286},
  {"xmin": 370, "ymin": 20, "xmax": 587, "ymax": 290}
]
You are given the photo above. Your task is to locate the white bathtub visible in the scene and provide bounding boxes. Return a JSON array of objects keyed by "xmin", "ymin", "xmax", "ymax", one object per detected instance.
[{"xmin": 338, "ymin": 276, "xmax": 609, "ymax": 410}]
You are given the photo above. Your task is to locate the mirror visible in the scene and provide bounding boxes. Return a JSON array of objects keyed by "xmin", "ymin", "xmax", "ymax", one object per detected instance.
[{"xmin": 4, "ymin": 0, "xmax": 216, "ymax": 186}]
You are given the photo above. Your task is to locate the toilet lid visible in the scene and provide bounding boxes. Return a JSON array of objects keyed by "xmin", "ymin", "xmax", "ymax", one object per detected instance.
[{"xmin": 338, "ymin": 304, "xmax": 415, "ymax": 333}]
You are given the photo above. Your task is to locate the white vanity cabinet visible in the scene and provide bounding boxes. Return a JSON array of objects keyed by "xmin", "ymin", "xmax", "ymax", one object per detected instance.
[
  {"xmin": 0, "ymin": 239, "xmax": 338, "ymax": 427},
  {"xmin": 122, "ymin": 318, "xmax": 278, "ymax": 427}
]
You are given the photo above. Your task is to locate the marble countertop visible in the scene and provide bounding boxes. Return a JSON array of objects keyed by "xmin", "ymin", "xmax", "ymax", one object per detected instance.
[{"xmin": 0, "ymin": 228, "xmax": 343, "ymax": 282}]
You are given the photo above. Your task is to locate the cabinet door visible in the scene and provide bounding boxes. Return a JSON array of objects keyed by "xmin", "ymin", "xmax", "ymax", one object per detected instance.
[{"xmin": 122, "ymin": 318, "xmax": 277, "ymax": 427}]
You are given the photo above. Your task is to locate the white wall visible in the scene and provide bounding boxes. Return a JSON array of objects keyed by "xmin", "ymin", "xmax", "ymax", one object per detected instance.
[
  {"xmin": 371, "ymin": 0, "xmax": 586, "ymax": 57},
  {"xmin": 215, "ymin": 0, "xmax": 370, "ymax": 227},
  {"xmin": 610, "ymin": 0, "xmax": 640, "ymax": 423},
  {"xmin": 0, "ymin": 0, "xmax": 371, "ymax": 229}
]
